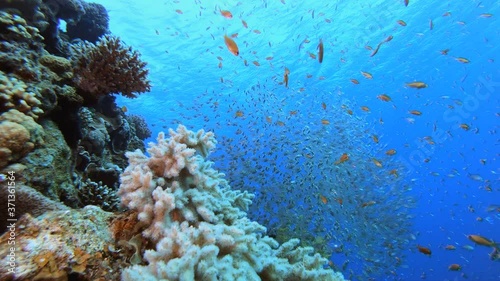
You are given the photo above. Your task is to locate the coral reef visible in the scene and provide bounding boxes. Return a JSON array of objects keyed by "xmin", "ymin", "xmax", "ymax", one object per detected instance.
[
  {"xmin": 71, "ymin": 35, "xmax": 151, "ymax": 100},
  {"xmin": 0, "ymin": 109, "xmax": 44, "ymax": 169},
  {"xmin": 0, "ymin": 206, "xmax": 120, "ymax": 280},
  {"xmin": 0, "ymin": 183, "xmax": 69, "ymax": 232},
  {"xmin": 118, "ymin": 125, "xmax": 345, "ymax": 280},
  {"xmin": 128, "ymin": 114, "xmax": 152, "ymax": 140},
  {"xmin": 66, "ymin": 2, "xmax": 109, "ymax": 43}
]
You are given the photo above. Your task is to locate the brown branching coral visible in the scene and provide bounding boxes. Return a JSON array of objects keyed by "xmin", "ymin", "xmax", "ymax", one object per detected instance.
[{"xmin": 72, "ymin": 35, "xmax": 151, "ymax": 99}]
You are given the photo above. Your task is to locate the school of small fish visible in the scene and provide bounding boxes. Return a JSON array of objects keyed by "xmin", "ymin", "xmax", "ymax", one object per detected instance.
[{"xmin": 148, "ymin": 1, "xmax": 498, "ymax": 280}]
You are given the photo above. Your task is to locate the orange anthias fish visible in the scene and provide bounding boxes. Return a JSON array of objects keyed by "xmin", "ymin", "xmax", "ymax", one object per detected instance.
[
  {"xmin": 448, "ymin": 264, "xmax": 461, "ymax": 271},
  {"xmin": 220, "ymin": 10, "xmax": 233, "ymax": 18},
  {"xmin": 283, "ymin": 67, "xmax": 290, "ymax": 88},
  {"xmin": 361, "ymin": 71, "xmax": 373, "ymax": 79},
  {"xmin": 351, "ymin": 79, "xmax": 360, "ymax": 84},
  {"xmin": 372, "ymin": 158, "xmax": 382, "ymax": 167},
  {"xmin": 468, "ymin": 234, "xmax": 498, "ymax": 247},
  {"xmin": 456, "ymin": 57, "xmax": 470, "ymax": 63},
  {"xmin": 409, "ymin": 110, "xmax": 422, "ymax": 116},
  {"xmin": 317, "ymin": 39, "xmax": 324, "ymax": 63},
  {"xmin": 406, "ymin": 81, "xmax": 428, "ymax": 89},
  {"xmin": 377, "ymin": 94, "xmax": 391, "ymax": 102},
  {"xmin": 224, "ymin": 35, "xmax": 239, "ymax": 56},
  {"xmin": 320, "ymin": 195, "xmax": 328, "ymax": 204},
  {"xmin": 397, "ymin": 20, "xmax": 407, "ymax": 26},
  {"xmin": 334, "ymin": 153, "xmax": 349, "ymax": 164},
  {"xmin": 385, "ymin": 149, "xmax": 397, "ymax": 156},
  {"xmin": 417, "ymin": 245, "xmax": 431, "ymax": 256}
]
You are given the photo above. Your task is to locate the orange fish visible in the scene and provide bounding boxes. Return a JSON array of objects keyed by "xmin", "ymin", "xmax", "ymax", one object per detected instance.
[
  {"xmin": 384, "ymin": 35, "xmax": 393, "ymax": 42},
  {"xmin": 318, "ymin": 39, "xmax": 324, "ymax": 63},
  {"xmin": 456, "ymin": 57, "xmax": 470, "ymax": 63},
  {"xmin": 377, "ymin": 94, "xmax": 391, "ymax": 102},
  {"xmin": 220, "ymin": 10, "xmax": 233, "ymax": 18},
  {"xmin": 235, "ymin": 110, "xmax": 244, "ymax": 117},
  {"xmin": 283, "ymin": 67, "xmax": 290, "ymax": 87},
  {"xmin": 372, "ymin": 158, "xmax": 383, "ymax": 167},
  {"xmin": 448, "ymin": 264, "xmax": 461, "ymax": 271},
  {"xmin": 224, "ymin": 35, "xmax": 239, "ymax": 56},
  {"xmin": 406, "ymin": 82, "xmax": 428, "ymax": 89},
  {"xmin": 361, "ymin": 71, "xmax": 373, "ymax": 79},
  {"xmin": 361, "ymin": 200, "xmax": 376, "ymax": 208},
  {"xmin": 346, "ymin": 109, "xmax": 353, "ymax": 115},
  {"xmin": 289, "ymin": 110, "xmax": 298, "ymax": 116},
  {"xmin": 175, "ymin": 9, "xmax": 183, "ymax": 14},
  {"xmin": 397, "ymin": 20, "xmax": 407, "ymax": 26},
  {"xmin": 321, "ymin": 119, "xmax": 330, "ymax": 125},
  {"xmin": 351, "ymin": 79, "xmax": 360, "ymax": 84},
  {"xmin": 389, "ymin": 169, "xmax": 399, "ymax": 178},
  {"xmin": 459, "ymin": 123, "xmax": 470, "ymax": 130},
  {"xmin": 417, "ymin": 245, "xmax": 431, "ymax": 256},
  {"xmin": 361, "ymin": 106, "xmax": 370, "ymax": 112},
  {"xmin": 265, "ymin": 116, "xmax": 272, "ymax": 123},
  {"xmin": 372, "ymin": 135, "xmax": 379, "ymax": 143},
  {"xmin": 409, "ymin": 110, "xmax": 422, "ymax": 116},
  {"xmin": 335, "ymin": 153, "xmax": 349, "ymax": 164},
  {"xmin": 321, "ymin": 102, "xmax": 327, "ymax": 110},
  {"xmin": 241, "ymin": 20, "xmax": 248, "ymax": 28},
  {"xmin": 404, "ymin": 0, "xmax": 409, "ymax": 7},
  {"xmin": 468, "ymin": 234, "xmax": 497, "ymax": 247},
  {"xmin": 121, "ymin": 106, "xmax": 128, "ymax": 112},
  {"xmin": 444, "ymin": 245, "xmax": 456, "ymax": 250},
  {"xmin": 440, "ymin": 49, "xmax": 449, "ymax": 55},
  {"xmin": 336, "ymin": 198, "xmax": 343, "ymax": 205},
  {"xmin": 385, "ymin": 149, "xmax": 397, "ymax": 156},
  {"xmin": 253, "ymin": 29, "xmax": 261, "ymax": 34},
  {"xmin": 320, "ymin": 195, "xmax": 328, "ymax": 204},
  {"xmin": 231, "ymin": 33, "xmax": 238, "ymax": 38},
  {"xmin": 276, "ymin": 121, "xmax": 285, "ymax": 126}
]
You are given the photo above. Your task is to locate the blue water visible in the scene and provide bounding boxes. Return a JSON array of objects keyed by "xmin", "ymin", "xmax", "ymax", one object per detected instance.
[{"xmin": 92, "ymin": 0, "xmax": 499, "ymax": 280}]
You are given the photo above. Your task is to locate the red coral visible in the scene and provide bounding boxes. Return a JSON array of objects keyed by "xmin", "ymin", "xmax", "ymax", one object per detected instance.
[{"xmin": 72, "ymin": 35, "xmax": 151, "ymax": 99}]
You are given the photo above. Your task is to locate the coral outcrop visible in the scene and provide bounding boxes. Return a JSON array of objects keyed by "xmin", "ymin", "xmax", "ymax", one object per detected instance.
[
  {"xmin": 118, "ymin": 125, "xmax": 345, "ymax": 280},
  {"xmin": 72, "ymin": 35, "xmax": 151, "ymax": 100}
]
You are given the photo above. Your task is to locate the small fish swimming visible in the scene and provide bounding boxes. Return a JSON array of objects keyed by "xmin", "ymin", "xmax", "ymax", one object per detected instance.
[
  {"xmin": 283, "ymin": 67, "xmax": 290, "ymax": 88},
  {"xmin": 317, "ymin": 39, "xmax": 324, "ymax": 63},
  {"xmin": 224, "ymin": 35, "xmax": 239, "ymax": 56},
  {"xmin": 417, "ymin": 245, "xmax": 431, "ymax": 256},
  {"xmin": 406, "ymin": 82, "xmax": 428, "ymax": 89},
  {"xmin": 220, "ymin": 10, "xmax": 233, "ymax": 18}
]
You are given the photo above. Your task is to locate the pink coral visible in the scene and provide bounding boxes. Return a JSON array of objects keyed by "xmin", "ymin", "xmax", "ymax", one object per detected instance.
[{"xmin": 72, "ymin": 35, "xmax": 151, "ymax": 99}]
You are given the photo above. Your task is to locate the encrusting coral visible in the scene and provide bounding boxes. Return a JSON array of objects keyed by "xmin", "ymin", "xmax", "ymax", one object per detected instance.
[
  {"xmin": 71, "ymin": 35, "xmax": 151, "ymax": 99},
  {"xmin": 118, "ymin": 125, "xmax": 346, "ymax": 281}
]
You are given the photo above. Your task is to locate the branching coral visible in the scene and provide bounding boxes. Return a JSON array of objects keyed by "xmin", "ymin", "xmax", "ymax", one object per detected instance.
[
  {"xmin": 118, "ymin": 125, "xmax": 345, "ymax": 280},
  {"xmin": 71, "ymin": 35, "xmax": 151, "ymax": 99}
]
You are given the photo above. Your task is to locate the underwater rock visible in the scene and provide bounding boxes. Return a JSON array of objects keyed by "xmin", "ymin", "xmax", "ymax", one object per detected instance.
[
  {"xmin": 128, "ymin": 114, "xmax": 151, "ymax": 140},
  {"xmin": 66, "ymin": 2, "xmax": 109, "ymax": 43},
  {"xmin": 19, "ymin": 119, "xmax": 77, "ymax": 207},
  {"xmin": 0, "ymin": 206, "xmax": 120, "ymax": 280},
  {"xmin": 0, "ymin": 183, "xmax": 69, "ymax": 233},
  {"xmin": 0, "ymin": 109, "xmax": 44, "ymax": 169}
]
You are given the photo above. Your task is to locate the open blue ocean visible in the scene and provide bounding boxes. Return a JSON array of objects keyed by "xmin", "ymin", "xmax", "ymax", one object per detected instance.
[
  {"xmin": 91, "ymin": 0, "xmax": 499, "ymax": 280},
  {"xmin": 1, "ymin": 0, "xmax": 497, "ymax": 280}
]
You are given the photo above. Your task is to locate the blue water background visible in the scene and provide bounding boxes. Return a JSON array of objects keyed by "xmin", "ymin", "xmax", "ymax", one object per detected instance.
[{"xmin": 89, "ymin": 0, "xmax": 499, "ymax": 280}]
